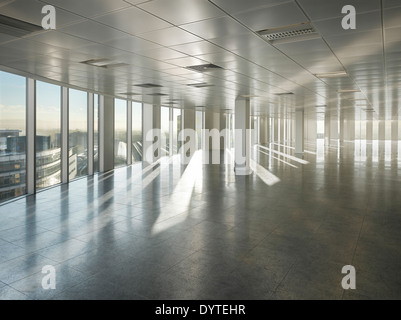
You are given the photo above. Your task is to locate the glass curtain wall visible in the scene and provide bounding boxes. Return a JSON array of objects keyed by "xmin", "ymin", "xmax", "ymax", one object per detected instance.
[
  {"xmin": 115, "ymin": 99, "xmax": 127, "ymax": 167},
  {"xmin": 132, "ymin": 101, "xmax": 142, "ymax": 162},
  {"xmin": 172, "ymin": 108, "xmax": 182, "ymax": 154},
  {"xmin": 161, "ymin": 106, "xmax": 170, "ymax": 156},
  {"xmin": 69, "ymin": 89, "xmax": 88, "ymax": 179},
  {"xmin": 36, "ymin": 81, "xmax": 61, "ymax": 190},
  {"xmin": 0, "ymin": 71, "xmax": 26, "ymax": 202}
]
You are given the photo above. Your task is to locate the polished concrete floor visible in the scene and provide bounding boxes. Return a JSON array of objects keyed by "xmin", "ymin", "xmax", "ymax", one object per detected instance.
[{"xmin": 0, "ymin": 140, "xmax": 400, "ymax": 300}]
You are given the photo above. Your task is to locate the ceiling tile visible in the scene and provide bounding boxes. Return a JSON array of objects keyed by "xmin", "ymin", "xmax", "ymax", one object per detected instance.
[
  {"xmin": 138, "ymin": 0, "xmax": 224, "ymax": 25},
  {"xmin": 103, "ymin": 36, "xmax": 161, "ymax": 53},
  {"xmin": 209, "ymin": 0, "xmax": 288, "ymax": 15},
  {"xmin": 234, "ymin": 2, "xmax": 307, "ymax": 31},
  {"xmin": 139, "ymin": 27, "xmax": 201, "ymax": 46},
  {"xmin": 29, "ymin": 31, "xmax": 91, "ymax": 48},
  {"xmin": 0, "ymin": 0, "xmax": 84, "ymax": 27},
  {"xmin": 180, "ymin": 16, "xmax": 250, "ymax": 40},
  {"xmin": 60, "ymin": 20, "xmax": 128, "ymax": 43},
  {"xmin": 40, "ymin": 0, "xmax": 131, "ymax": 18},
  {"xmin": 384, "ymin": 6, "xmax": 401, "ymax": 28},
  {"xmin": 94, "ymin": 6, "xmax": 172, "ymax": 35},
  {"xmin": 170, "ymin": 41, "xmax": 225, "ymax": 56},
  {"xmin": 298, "ymin": 0, "xmax": 380, "ymax": 21},
  {"xmin": 313, "ymin": 11, "xmax": 382, "ymax": 37}
]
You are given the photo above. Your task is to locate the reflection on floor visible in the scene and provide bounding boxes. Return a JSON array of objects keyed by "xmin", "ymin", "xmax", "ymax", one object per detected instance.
[{"xmin": 0, "ymin": 140, "xmax": 400, "ymax": 300}]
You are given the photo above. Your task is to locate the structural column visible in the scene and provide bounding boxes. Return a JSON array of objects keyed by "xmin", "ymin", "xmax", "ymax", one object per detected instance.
[
  {"xmin": 99, "ymin": 95, "xmax": 114, "ymax": 172},
  {"xmin": 153, "ymin": 105, "xmax": 161, "ymax": 160},
  {"xmin": 127, "ymin": 101, "xmax": 132, "ymax": 166},
  {"xmin": 61, "ymin": 87, "xmax": 69, "ymax": 183},
  {"xmin": 234, "ymin": 98, "xmax": 252, "ymax": 175},
  {"xmin": 295, "ymin": 109, "xmax": 304, "ymax": 155},
  {"xmin": 142, "ymin": 103, "xmax": 154, "ymax": 164},
  {"xmin": 87, "ymin": 93, "xmax": 94, "ymax": 174},
  {"xmin": 26, "ymin": 78, "xmax": 36, "ymax": 195}
]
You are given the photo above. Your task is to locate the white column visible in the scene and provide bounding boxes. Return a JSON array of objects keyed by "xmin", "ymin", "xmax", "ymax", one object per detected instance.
[
  {"xmin": 127, "ymin": 100, "xmax": 132, "ymax": 166},
  {"xmin": 142, "ymin": 103, "xmax": 153, "ymax": 164},
  {"xmin": 235, "ymin": 98, "xmax": 252, "ymax": 175},
  {"xmin": 153, "ymin": 105, "xmax": 161, "ymax": 161},
  {"xmin": 87, "ymin": 93, "xmax": 94, "ymax": 175},
  {"xmin": 295, "ymin": 109, "xmax": 304, "ymax": 154},
  {"xmin": 99, "ymin": 96, "xmax": 114, "ymax": 172},
  {"xmin": 61, "ymin": 86, "xmax": 69, "ymax": 183},
  {"xmin": 26, "ymin": 78, "xmax": 36, "ymax": 195}
]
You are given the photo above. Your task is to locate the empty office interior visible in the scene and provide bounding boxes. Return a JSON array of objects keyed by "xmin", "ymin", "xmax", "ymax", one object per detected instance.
[{"xmin": 0, "ymin": 0, "xmax": 400, "ymax": 300}]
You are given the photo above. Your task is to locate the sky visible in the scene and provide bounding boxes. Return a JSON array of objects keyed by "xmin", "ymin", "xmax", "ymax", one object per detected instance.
[{"xmin": 0, "ymin": 71, "xmax": 143, "ymax": 136}]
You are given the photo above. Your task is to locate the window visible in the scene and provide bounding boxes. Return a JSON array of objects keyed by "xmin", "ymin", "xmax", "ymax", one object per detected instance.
[
  {"xmin": 115, "ymin": 99, "xmax": 127, "ymax": 167},
  {"xmin": 36, "ymin": 81, "xmax": 61, "ymax": 190},
  {"xmin": 132, "ymin": 102, "xmax": 142, "ymax": 162},
  {"xmin": 161, "ymin": 107, "xmax": 170, "ymax": 156},
  {"xmin": 172, "ymin": 108, "xmax": 182, "ymax": 154},
  {"xmin": 94, "ymin": 94, "xmax": 99, "ymax": 172},
  {"xmin": 0, "ymin": 71, "xmax": 26, "ymax": 202},
  {"xmin": 69, "ymin": 89, "xmax": 88, "ymax": 179},
  {"xmin": 196, "ymin": 111, "xmax": 204, "ymax": 150}
]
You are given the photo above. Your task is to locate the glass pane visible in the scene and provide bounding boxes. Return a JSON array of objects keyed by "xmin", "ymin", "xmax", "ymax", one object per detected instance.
[
  {"xmin": 94, "ymin": 94, "xmax": 99, "ymax": 172},
  {"xmin": 196, "ymin": 111, "xmax": 203, "ymax": 150},
  {"xmin": 0, "ymin": 71, "xmax": 26, "ymax": 202},
  {"xmin": 161, "ymin": 107, "xmax": 170, "ymax": 156},
  {"xmin": 115, "ymin": 99, "xmax": 127, "ymax": 167},
  {"xmin": 69, "ymin": 88, "xmax": 87, "ymax": 179},
  {"xmin": 173, "ymin": 108, "xmax": 182, "ymax": 154},
  {"xmin": 132, "ymin": 102, "xmax": 142, "ymax": 162},
  {"xmin": 36, "ymin": 81, "xmax": 61, "ymax": 190}
]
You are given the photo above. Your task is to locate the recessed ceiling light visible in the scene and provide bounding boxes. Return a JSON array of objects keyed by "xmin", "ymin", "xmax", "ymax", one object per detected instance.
[
  {"xmin": 315, "ymin": 71, "xmax": 347, "ymax": 78},
  {"xmin": 337, "ymin": 89, "xmax": 360, "ymax": 93},
  {"xmin": 274, "ymin": 92, "xmax": 294, "ymax": 96}
]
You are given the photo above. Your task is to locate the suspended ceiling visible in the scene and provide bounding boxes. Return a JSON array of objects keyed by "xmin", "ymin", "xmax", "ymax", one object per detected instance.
[{"xmin": 0, "ymin": 0, "xmax": 400, "ymax": 120}]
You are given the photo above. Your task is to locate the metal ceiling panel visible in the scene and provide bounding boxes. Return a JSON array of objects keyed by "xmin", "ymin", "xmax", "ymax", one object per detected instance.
[
  {"xmin": 298, "ymin": 0, "xmax": 380, "ymax": 21},
  {"xmin": 0, "ymin": 0, "xmax": 85, "ymax": 27},
  {"xmin": 60, "ymin": 20, "xmax": 128, "ymax": 43},
  {"xmin": 94, "ymin": 6, "xmax": 172, "ymax": 35},
  {"xmin": 181, "ymin": 16, "xmax": 250, "ymax": 40},
  {"xmin": 233, "ymin": 2, "xmax": 308, "ymax": 31},
  {"xmin": 138, "ymin": 0, "xmax": 224, "ymax": 25},
  {"xmin": 139, "ymin": 27, "xmax": 201, "ymax": 46},
  {"xmin": 40, "ymin": 0, "xmax": 131, "ymax": 18}
]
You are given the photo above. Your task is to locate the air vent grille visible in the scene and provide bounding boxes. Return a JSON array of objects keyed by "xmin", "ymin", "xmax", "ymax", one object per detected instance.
[
  {"xmin": 257, "ymin": 22, "xmax": 318, "ymax": 44},
  {"xmin": 81, "ymin": 58, "xmax": 128, "ymax": 69},
  {"xmin": 186, "ymin": 64, "xmax": 223, "ymax": 73}
]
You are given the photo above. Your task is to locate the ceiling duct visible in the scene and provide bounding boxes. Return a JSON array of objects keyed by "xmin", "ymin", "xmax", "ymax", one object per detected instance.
[
  {"xmin": 257, "ymin": 22, "xmax": 319, "ymax": 45},
  {"xmin": 0, "ymin": 13, "xmax": 42, "ymax": 37},
  {"xmin": 186, "ymin": 63, "xmax": 223, "ymax": 73}
]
